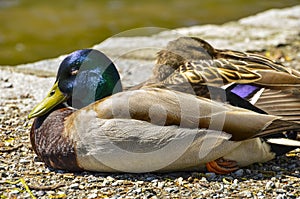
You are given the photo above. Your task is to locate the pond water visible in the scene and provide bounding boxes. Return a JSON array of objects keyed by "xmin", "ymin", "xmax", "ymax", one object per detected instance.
[{"xmin": 0, "ymin": 0, "xmax": 299, "ymax": 65}]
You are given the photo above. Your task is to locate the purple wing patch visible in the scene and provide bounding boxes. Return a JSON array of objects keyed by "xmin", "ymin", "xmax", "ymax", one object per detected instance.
[{"xmin": 230, "ymin": 84, "xmax": 260, "ymax": 99}]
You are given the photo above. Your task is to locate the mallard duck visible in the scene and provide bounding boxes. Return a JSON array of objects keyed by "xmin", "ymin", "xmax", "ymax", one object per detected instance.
[
  {"xmin": 28, "ymin": 48, "xmax": 300, "ymax": 174},
  {"xmin": 153, "ymin": 37, "xmax": 300, "ymax": 124}
]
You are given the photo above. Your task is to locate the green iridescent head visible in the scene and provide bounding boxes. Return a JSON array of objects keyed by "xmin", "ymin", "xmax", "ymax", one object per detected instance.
[{"xmin": 28, "ymin": 49, "xmax": 122, "ymax": 119}]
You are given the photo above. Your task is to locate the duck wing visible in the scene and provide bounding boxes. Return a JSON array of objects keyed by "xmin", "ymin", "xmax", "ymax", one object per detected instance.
[
  {"xmin": 77, "ymin": 88, "xmax": 300, "ymax": 141},
  {"xmin": 155, "ymin": 37, "xmax": 300, "ymax": 124},
  {"xmin": 155, "ymin": 36, "xmax": 300, "ymax": 87}
]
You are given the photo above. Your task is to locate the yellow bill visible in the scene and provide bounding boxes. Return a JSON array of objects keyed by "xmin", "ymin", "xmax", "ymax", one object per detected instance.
[{"xmin": 28, "ymin": 82, "xmax": 68, "ymax": 119}]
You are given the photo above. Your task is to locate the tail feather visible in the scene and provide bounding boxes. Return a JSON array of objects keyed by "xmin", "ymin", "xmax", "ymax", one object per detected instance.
[
  {"xmin": 263, "ymin": 131, "xmax": 300, "ymax": 156},
  {"xmin": 266, "ymin": 138, "xmax": 300, "ymax": 147},
  {"xmin": 255, "ymin": 119, "xmax": 300, "ymax": 138}
]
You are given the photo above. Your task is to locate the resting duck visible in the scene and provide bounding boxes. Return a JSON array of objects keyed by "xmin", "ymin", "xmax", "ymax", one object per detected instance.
[
  {"xmin": 28, "ymin": 48, "xmax": 300, "ymax": 174},
  {"xmin": 153, "ymin": 37, "xmax": 300, "ymax": 124}
]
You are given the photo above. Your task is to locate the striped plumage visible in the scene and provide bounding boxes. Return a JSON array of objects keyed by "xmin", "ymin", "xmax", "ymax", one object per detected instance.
[{"xmin": 153, "ymin": 37, "xmax": 300, "ymax": 123}]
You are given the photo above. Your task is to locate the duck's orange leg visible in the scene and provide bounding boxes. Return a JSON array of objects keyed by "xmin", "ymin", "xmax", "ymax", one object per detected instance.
[{"xmin": 206, "ymin": 157, "xmax": 239, "ymax": 174}]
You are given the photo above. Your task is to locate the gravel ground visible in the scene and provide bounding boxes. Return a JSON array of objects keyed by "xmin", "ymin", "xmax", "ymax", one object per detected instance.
[{"xmin": 1, "ymin": 41, "xmax": 300, "ymax": 198}]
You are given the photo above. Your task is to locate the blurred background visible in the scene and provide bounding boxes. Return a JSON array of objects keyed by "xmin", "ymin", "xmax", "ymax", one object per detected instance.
[{"xmin": 0, "ymin": 0, "xmax": 299, "ymax": 66}]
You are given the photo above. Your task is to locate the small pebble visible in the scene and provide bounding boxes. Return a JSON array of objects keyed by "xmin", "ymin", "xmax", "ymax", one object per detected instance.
[
  {"xmin": 272, "ymin": 166, "xmax": 281, "ymax": 171},
  {"xmin": 233, "ymin": 179, "xmax": 238, "ymax": 184},
  {"xmin": 146, "ymin": 176, "xmax": 156, "ymax": 181},
  {"xmin": 10, "ymin": 189, "xmax": 19, "ymax": 194},
  {"xmin": 276, "ymin": 189, "xmax": 286, "ymax": 194},
  {"xmin": 245, "ymin": 169, "xmax": 251, "ymax": 174},
  {"xmin": 231, "ymin": 179, "xmax": 239, "ymax": 189},
  {"xmin": 102, "ymin": 179, "xmax": 110, "ymax": 186},
  {"xmin": 19, "ymin": 159, "xmax": 30, "ymax": 164},
  {"xmin": 133, "ymin": 188, "xmax": 142, "ymax": 194},
  {"xmin": 234, "ymin": 169, "xmax": 244, "ymax": 177},
  {"xmin": 256, "ymin": 173, "xmax": 263, "ymax": 179},
  {"xmin": 257, "ymin": 191, "xmax": 263, "ymax": 196},
  {"xmin": 201, "ymin": 190, "xmax": 210, "ymax": 197},
  {"xmin": 205, "ymin": 172, "xmax": 216, "ymax": 180},
  {"xmin": 87, "ymin": 177, "xmax": 99, "ymax": 183},
  {"xmin": 46, "ymin": 191, "xmax": 55, "ymax": 195},
  {"xmin": 266, "ymin": 181, "xmax": 275, "ymax": 190},
  {"xmin": 200, "ymin": 177, "xmax": 208, "ymax": 183},
  {"xmin": 23, "ymin": 193, "xmax": 32, "ymax": 198},
  {"xmin": 106, "ymin": 176, "xmax": 115, "ymax": 181},
  {"xmin": 87, "ymin": 193, "xmax": 98, "ymax": 199},
  {"xmin": 157, "ymin": 181, "xmax": 165, "ymax": 189},
  {"xmin": 287, "ymin": 164, "xmax": 296, "ymax": 169},
  {"xmin": 242, "ymin": 190, "xmax": 252, "ymax": 198},
  {"xmin": 111, "ymin": 181, "xmax": 118, "ymax": 186},
  {"xmin": 36, "ymin": 191, "xmax": 45, "ymax": 197},
  {"xmin": 3, "ymin": 82, "xmax": 13, "ymax": 88},
  {"xmin": 113, "ymin": 180, "xmax": 124, "ymax": 186},
  {"xmin": 176, "ymin": 177, "xmax": 183, "ymax": 185},
  {"xmin": 69, "ymin": 183, "xmax": 80, "ymax": 189},
  {"xmin": 276, "ymin": 193, "xmax": 287, "ymax": 199},
  {"xmin": 79, "ymin": 185, "xmax": 85, "ymax": 189},
  {"xmin": 165, "ymin": 187, "xmax": 178, "ymax": 193},
  {"xmin": 56, "ymin": 191, "xmax": 66, "ymax": 196},
  {"xmin": 271, "ymin": 177, "xmax": 276, "ymax": 181},
  {"xmin": 136, "ymin": 180, "xmax": 144, "ymax": 185}
]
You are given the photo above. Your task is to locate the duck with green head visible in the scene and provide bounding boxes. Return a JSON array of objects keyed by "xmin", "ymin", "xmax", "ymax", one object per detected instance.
[
  {"xmin": 28, "ymin": 45, "xmax": 300, "ymax": 174},
  {"xmin": 29, "ymin": 49, "xmax": 122, "ymax": 117}
]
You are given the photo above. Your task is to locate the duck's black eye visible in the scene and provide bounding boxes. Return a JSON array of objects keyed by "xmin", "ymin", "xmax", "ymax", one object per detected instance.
[
  {"xmin": 70, "ymin": 69, "xmax": 79, "ymax": 76},
  {"xmin": 70, "ymin": 61, "xmax": 81, "ymax": 76}
]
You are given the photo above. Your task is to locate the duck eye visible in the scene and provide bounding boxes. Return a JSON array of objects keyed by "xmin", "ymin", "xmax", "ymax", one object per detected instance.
[{"xmin": 70, "ymin": 69, "xmax": 79, "ymax": 76}]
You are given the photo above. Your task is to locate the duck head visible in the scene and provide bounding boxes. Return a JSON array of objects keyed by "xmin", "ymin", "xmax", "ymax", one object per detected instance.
[{"xmin": 28, "ymin": 49, "xmax": 122, "ymax": 119}]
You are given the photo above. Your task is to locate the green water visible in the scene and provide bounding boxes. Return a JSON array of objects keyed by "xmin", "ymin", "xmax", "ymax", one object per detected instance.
[{"xmin": 0, "ymin": 0, "xmax": 299, "ymax": 65}]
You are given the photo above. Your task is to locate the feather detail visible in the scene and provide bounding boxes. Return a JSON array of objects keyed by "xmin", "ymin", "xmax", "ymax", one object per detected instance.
[
  {"xmin": 77, "ymin": 88, "xmax": 300, "ymax": 141},
  {"xmin": 254, "ymin": 89, "xmax": 300, "ymax": 122},
  {"xmin": 155, "ymin": 37, "xmax": 300, "ymax": 125},
  {"xmin": 266, "ymin": 138, "xmax": 300, "ymax": 147}
]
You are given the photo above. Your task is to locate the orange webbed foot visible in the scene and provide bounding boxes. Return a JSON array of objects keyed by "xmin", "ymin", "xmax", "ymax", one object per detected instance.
[{"xmin": 206, "ymin": 157, "xmax": 239, "ymax": 174}]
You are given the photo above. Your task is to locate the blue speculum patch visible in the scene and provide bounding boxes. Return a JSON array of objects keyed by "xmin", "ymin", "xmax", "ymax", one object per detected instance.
[{"xmin": 230, "ymin": 84, "xmax": 260, "ymax": 99}]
